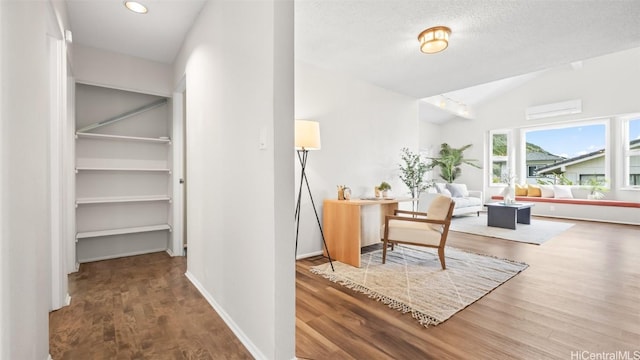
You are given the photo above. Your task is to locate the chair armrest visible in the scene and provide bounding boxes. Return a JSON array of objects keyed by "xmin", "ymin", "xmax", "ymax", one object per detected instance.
[
  {"xmin": 394, "ymin": 209, "xmax": 428, "ymax": 217},
  {"xmin": 384, "ymin": 215, "xmax": 446, "ymax": 225}
]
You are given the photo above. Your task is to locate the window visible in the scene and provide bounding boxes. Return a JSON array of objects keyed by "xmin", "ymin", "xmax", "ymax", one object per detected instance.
[
  {"xmin": 579, "ymin": 174, "xmax": 605, "ymax": 184},
  {"xmin": 523, "ymin": 121, "xmax": 608, "ymax": 185},
  {"xmin": 528, "ymin": 165, "xmax": 540, "ymax": 177},
  {"xmin": 489, "ymin": 130, "xmax": 511, "ymax": 184},
  {"xmin": 623, "ymin": 116, "xmax": 640, "ymax": 188}
]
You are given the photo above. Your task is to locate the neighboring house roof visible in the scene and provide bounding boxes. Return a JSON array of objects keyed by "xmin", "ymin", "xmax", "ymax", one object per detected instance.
[
  {"xmin": 526, "ymin": 151, "xmax": 565, "ymax": 162},
  {"xmin": 537, "ymin": 149, "xmax": 604, "ymax": 174},
  {"xmin": 537, "ymin": 138, "xmax": 640, "ymax": 174}
]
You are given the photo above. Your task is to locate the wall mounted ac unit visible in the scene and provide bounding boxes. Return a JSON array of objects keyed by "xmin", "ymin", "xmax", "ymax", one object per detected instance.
[{"xmin": 525, "ymin": 99, "xmax": 582, "ymax": 120}]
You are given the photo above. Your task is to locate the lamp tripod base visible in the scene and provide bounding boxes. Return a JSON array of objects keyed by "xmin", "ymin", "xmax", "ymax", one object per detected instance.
[{"xmin": 295, "ymin": 149, "xmax": 334, "ymax": 271}]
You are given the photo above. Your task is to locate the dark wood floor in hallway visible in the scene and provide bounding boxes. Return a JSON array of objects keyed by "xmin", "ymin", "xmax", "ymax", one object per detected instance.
[{"xmin": 49, "ymin": 252, "xmax": 252, "ymax": 360}]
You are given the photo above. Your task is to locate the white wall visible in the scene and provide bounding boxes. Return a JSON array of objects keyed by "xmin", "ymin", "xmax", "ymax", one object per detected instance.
[
  {"xmin": 73, "ymin": 44, "xmax": 173, "ymax": 97},
  {"xmin": 294, "ymin": 61, "xmax": 420, "ymax": 257},
  {"xmin": 173, "ymin": 1, "xmax": 294, "ymax": 359},
  {"xmin": 437, "ymin": 47, "xmax": 640, "ymax": 207},
  {"xmin": 0, "ymin": 1, "xmax": 55, "ymax": 359},
  {"xmin": 0, "ymin": 2, "xmax": 5, "ymax": 358}
]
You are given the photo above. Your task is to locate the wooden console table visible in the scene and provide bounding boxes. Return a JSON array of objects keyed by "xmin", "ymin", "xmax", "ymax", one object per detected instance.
[{"xmin": 322, "ymin": 198, "xmax": 414, "ymax": 267}]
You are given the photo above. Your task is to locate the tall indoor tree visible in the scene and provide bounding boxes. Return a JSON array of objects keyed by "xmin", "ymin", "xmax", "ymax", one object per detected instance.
[{"xmin": 398, "ymin": 148, "xmax": 433, "ymax": 210}]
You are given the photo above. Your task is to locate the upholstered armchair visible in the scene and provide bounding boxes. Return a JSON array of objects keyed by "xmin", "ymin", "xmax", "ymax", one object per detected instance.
[{"xmin": 381, "ymin": 195, "xmax": 455, "ymax": 270}]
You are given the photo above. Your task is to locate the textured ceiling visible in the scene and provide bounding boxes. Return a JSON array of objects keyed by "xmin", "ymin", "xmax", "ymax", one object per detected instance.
[
  {"xmin": 295, "ymin": 0, "xmax": 640, "ymax": 102},
  {"xmin": 66, "ymin": 0, "xmax": 206, "ymax": 64}
]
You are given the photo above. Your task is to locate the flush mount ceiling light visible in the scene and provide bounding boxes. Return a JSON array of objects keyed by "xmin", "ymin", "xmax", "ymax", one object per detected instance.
[
  {"xmin": 418, "ymin": 26, "xmax": 451, "ymax": 54},
  {"xmin": 124, "ymin": 1, "xmax": 148, "ymax": 14}
]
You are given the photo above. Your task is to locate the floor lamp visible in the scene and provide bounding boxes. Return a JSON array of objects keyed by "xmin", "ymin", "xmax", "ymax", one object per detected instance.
[{"xmin": 295, "ymin": 120, "xmax": 334, "ymax": 271}]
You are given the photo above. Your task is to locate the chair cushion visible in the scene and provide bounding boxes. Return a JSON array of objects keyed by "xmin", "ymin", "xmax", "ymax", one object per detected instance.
[
  {"xmin": 426, "ymin": 195, "xmax": 452, "ymax": 230},
  {"xmin": 382, "ymin": 220, "xmax": 442, "ymax": 246}
]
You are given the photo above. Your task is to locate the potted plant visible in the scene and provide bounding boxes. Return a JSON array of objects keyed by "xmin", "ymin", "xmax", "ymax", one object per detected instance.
[
  {"xmin": 583, "ymin": 178, "xmax": 607, "ymax": 200},
  {"xmin": 378, "ymin": 181, "xmax": 392, "ymax": 198},
  {"xmin": 398, "ymin": 147, "xmax": 434, "ymax": 210},
  {"xmin": 429, "ymin": 143, "xmax": 481, "ymax": 183}
]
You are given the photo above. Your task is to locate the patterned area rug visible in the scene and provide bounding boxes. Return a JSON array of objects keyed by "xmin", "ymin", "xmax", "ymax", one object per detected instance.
[
  {"xmin": 310, "ymin": 245, "xmax": 527, "ymax": 327},
  {"xmin": 449, "ymin": 214, "xmax": 574, "ymax": 245}
]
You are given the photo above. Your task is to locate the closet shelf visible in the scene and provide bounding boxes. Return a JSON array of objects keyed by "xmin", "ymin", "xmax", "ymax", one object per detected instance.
[
  {"xmin": 75, "ymin": 167, "xmax": 171, "ymax": 173},
  {"xmin": 76, "ymin": 224, "xmax": 172, "ymax": 240},
  {"xmin": 76, "ymin": 195, "xmax": 171, "ymax": 206},
  {"xmin": 76, "ymin": 132, "xmax": 171, "ymax": 144}
]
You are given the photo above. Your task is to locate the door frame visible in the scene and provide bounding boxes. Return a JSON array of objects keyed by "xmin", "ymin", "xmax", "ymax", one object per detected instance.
[
  {"xmin": 170, "ymin": 76, "xmax": 186, "ymax": 256},
  {"xmin": 48, "ymin": 34, "xmax": 70, "ymax": 310}
]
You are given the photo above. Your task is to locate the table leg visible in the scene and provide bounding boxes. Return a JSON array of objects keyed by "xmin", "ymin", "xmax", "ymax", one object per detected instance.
[
  {"xmin": 517, "ymin": 207, "xmax": 532, "ymax": 224},
  {"xmin": 487, "ymin": 206, "xmax": 517, "ymax": 229}
]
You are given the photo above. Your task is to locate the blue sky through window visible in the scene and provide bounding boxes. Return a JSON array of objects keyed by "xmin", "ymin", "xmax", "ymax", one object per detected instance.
[
  {"xmin": 526, "ymin": 124, "xmax": 606, "ymax": 159},
  {"xmin": 630, "ymin": 118, "xmax": 640, "ymax": 141}
]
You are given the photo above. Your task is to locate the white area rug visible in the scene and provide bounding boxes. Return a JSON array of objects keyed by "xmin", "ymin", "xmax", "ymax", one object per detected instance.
[
  {"xmin": 311, "ymin": 245, "xmax": 527, "ymax": 327},
  {"xmin": 450, "ymin": 213, "xmax": 574, "ymax": 245}
]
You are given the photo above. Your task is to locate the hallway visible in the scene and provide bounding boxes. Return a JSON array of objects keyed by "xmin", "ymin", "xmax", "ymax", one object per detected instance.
[{"xmin": 49, "ymin": 252, "xmax": 251, "ymax": 359}]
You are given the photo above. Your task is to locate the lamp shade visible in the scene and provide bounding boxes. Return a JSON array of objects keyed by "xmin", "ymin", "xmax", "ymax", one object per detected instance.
[{"xmin": 295, "ymin": 120, "xmax": 321, "ymax": 150}]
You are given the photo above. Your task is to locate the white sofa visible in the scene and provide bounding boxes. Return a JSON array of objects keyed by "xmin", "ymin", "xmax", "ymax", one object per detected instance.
[{"xmin": 418, "ymin": 183, "xmax": 483, "ymax": 216}]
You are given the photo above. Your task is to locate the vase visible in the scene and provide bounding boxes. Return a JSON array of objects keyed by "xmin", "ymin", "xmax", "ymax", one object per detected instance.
[
  {"xmin": 503, "ymin": 184, "xmax": 515, "ymax": 204},
  {"xmin": 343, "ymin": 187, "xmax": 352, "ymax": 200}
]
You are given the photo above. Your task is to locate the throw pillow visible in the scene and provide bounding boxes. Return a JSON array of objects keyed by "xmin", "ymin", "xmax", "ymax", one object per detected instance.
[
  {"xmin": 515, "ymin": 184, "xmax": 528, "ymax": 196},
  {"xmin": 540, "ymin": 185, "xmax": 554, "ymax": 198},
  {"xmin": 446, "ymin": 183, "xmax": 469, "ymax": 198},
  {"xmin": 434, "ymin": 183, "xmax": 452, "ymax": 197},
  {"xmin": 527, "ymin": 184, "xmax": 542, "ymax": 197},
  {"xmin": 554, "ymin": 185, "xmax": 574, "ymax": 199}
]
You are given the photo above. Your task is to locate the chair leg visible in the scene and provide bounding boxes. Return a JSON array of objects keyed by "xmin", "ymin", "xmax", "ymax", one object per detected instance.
[
  {"xmin": 438, "ymin": 247, "xmax": 446, "ymax": 270},
  {"xmin": 382, "ymin": 239, "xmax": 388, "ymax": 264}
]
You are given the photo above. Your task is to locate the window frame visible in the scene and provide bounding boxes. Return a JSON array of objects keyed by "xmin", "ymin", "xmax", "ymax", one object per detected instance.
[
  {"xmin": 520, "ymin": 119, "xmax": 610, "ymax": 186},
  {"xmin": 622, "ymin": 115, "xmax": 640, "ymax": 189}
]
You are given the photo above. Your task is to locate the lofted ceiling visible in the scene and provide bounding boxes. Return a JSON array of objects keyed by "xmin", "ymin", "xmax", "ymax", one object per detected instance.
[{"xmin": 65, "ymin": 1, "xmax": 640, "ymax": 122}]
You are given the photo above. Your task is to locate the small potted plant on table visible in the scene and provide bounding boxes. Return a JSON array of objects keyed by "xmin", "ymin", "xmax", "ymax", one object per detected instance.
[{"xmin": 378, "ymin": 181, "xmax": 392, "ymax": 198}]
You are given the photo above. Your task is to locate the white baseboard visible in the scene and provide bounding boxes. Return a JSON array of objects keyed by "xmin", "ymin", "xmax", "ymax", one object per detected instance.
[
  {"xmin": 184, "ymin": 271, "xmax": 267, "ymax": 360},
  {"xmin": 166, "ymin": 248, "xmax": 173, "ymax": 257},
  {"xmin": 65, "ymin": 293, "xmax": 71, "ymax": 306},
  {"xmin": 296, "ymin": 250, "xmax": 323, "ymax": 260},
  {"xmin": 48, "ymin": 354, "xmax": 53, "ymax": 360}
]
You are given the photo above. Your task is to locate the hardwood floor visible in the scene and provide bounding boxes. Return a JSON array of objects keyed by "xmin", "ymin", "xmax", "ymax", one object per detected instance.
[
  {"xmin": 296, "ymin": 218, "xmax": 640, "ymax": 359},
  {"xmin": 50, "ymin": 219, "xmax": 639, "ymax": 359},
  {"xmin": 49, "ymin": 252, "xmax": 252, "ymax": 360}
]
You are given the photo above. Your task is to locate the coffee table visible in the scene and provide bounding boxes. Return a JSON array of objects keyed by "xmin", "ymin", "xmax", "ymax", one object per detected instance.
[{"xmin": 485, "ymin": 202, "xmax": 534, "ymax": 230}]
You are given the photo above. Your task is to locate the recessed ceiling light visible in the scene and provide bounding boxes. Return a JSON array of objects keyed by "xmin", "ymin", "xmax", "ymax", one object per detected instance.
[{"xmin": 124, "ymin": 1, "xmax": 148, "ymax": 14}]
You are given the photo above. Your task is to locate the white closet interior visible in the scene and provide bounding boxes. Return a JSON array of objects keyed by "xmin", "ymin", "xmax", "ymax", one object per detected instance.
[{"xmin": 75, "ymin": 83, "xmax": 173, "ymax": 263}]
